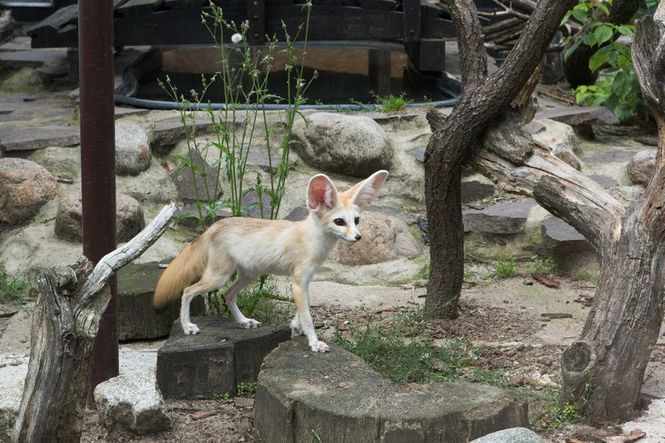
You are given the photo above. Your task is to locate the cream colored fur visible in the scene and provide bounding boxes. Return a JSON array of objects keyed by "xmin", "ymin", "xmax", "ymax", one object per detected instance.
[{"xmin": 153, "ymin": 170, "xmax": 389, "ymax": 352}]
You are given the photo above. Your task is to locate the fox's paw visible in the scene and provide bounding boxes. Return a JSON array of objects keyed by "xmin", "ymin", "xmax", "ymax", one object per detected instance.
[
  {"xmin": 310, "ymin": 341, "xmax": 330, "ymax": 353},
  {"xmin": 290, "ymin": 319, "xmax": 303, "ymax": 337},
  {"xmin": 240, "ymin": 319, "xmax": 261, "ymax": 329},
  {"xmin": 183, "ymin": 323, "xmax": 200, "ymax": 335}
]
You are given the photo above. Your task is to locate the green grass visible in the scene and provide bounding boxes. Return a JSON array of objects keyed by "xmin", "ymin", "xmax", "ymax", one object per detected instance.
[
  {"xmin": 0, "ymin": 266, "xmax": 33, "ymax": 306},
  {"xmin": 236, "ymin": 382, "xmax": 256, "ymax": 397},
  {"xmin": 207, "ymin": 275, "xmax": 293, "ymax": 325},
  {"xmin": 374, "ymin": 93, "xmax": 410, "ymax": 113},
  {"xmin": 528, "ymin": 256, "xmax": 557, "ymax": 276},
  {"xmin": 494, "ymin": 258, "xmax": 517, "ymax": 279},
  {"xmin": 333, "ymin": 307, "xmax": 583, "ymax": 431}
]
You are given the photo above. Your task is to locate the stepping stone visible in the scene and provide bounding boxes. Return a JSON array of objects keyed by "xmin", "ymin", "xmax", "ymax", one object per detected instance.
[
  {"xmin": 541, "ymin": 217, "xmax": 592, "ymax": 255},
  {"xmin": 0, "ymin": 354, "xmax": 29, "ymax": 442},
  {"xmin": 157, "ymin": 317, "xmax": 290, "ymax": 400},
  {"xmin": 254, "ymin": 340, "xmax": 529, "ymax": 442},
  {"xmin": 535, "ymin": 106, "xmax": 619, "ymax": 127},
  {"xmin": 462, "ymin": 173, "xmax": 495, "ymax": 203},
  {"xmin": 117, "ymin": 262, "xmax": 179, "ymax": 341},
  {"xmin": 627, "ymin": 150, "xmax": 656, "ymax": 186},
  {"xmin": 463, "ymin": 199, "xmax": 536, "ymax": 235},
  {"xmin": 0, "ymin": 125, "xmax": 79, "ymax": 152}
]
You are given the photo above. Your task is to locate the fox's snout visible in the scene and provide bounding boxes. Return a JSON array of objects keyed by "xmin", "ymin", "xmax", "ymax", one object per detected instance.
[{"xmin": 355, "ymin": 234, "xmax": 362, "ymax": 241}]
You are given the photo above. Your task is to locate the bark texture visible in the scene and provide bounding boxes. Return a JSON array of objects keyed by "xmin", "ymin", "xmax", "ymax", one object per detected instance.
[
  {"xmin": 465, "ymin": 4, "xmax": 665, "ymax": 423},
  {"xmin": 424, "ymin": 0, "xmax": 576, "ymax": 318},
  {"xmin": 12, "ymin": 203, "xmax": 177, "ymax": 443}
]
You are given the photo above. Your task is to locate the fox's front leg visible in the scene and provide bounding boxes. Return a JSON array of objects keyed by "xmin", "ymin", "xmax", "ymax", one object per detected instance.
[{"xmin": 292, "ymin": 280, "xmax": 328, "ymax": 352}]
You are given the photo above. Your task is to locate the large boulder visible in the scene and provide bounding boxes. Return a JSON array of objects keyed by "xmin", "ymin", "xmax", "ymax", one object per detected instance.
[
  {"xmin": 0, "ymin": 157, "xmax": 58, "ymax": 226},
  {"xmin": 115, "ymin": 120, "xmax": 151, "ymax": 175},
  {"xmin": 0, "ymin": 354, "xmax": 29, "ymax": 442},
  {"xmin": 254, "ymin": 340, "xmax": 529, "ymax": 442},
  {"xmin": 627, "ymin": 150, "xmax": 656, "ymax": 186},
  {"xmin": 54, "ymin": 191, "xmax": 145, "ymax": 242},
  {"xmin": 93, "ymin": 369, "xmax": 170, "ymax": 435},
  {"xmin": 292, "ymin": 112, "xmax": 393, "ymax": 177},
  {"xmin": 328, "ymin": 211, "xmax": 421, "ymax": 266}
]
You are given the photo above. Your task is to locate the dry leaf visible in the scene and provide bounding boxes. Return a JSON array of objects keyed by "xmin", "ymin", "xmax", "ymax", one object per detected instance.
[
  {"xmin": 533, "ymin": 273, "xmax": 560, "ymax": 288},
  {"xmin": 190, "ymin": 410, "xmax": 218, "ymax": 420}
]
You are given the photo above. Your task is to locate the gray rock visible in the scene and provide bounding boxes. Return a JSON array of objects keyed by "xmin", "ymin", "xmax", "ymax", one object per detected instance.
[
  {"xmin": 588, "ymin": 174, "xmax": 618, "ymax": 189},
  {"xmin": 241, "ymin": 190, "xmax": 273, "ymax": 219},
  {"xmin": 471, "ymin": 427, "xmax": 543, "ymax": 442},
  {"xmin": 462, "ymin": 173, "xmax": 495, "ymax": 203},
  {"xmin": 627, "ymin": 150, "xmax": 656, "ymax": 186},
  {"xmin": 0, "ymin": 354, "xmax": 29, "ymax": 442},
  {"xmin": 406, "ymin": 147, "xmax": 425, "ymax": 162},
  {"xmin": 169, "ymin": 148, "xmax": 222, "ymax": 202},
  {"xmin": 463, "ymin": 199, "xmax": 536, "ymax": 235},
  {"xmin": 54, "ymin": 191, "xmax": 145, "ymax": 242},
  {"xmin": 94, "ymin": 369, "xmax": 170, "ymax": 435},
  {"xmin": 27, "ymin": 145, "xmax": 80, "ymax": 177},
  {"xmin": 536, "ymin": 106, "xmax": 619, "ymax": 127},
  {"xmin": 254, "ymin": 340, "xmax": 529, "ymax": 442},
  {"xmin": 117, "ymin": 262, "xmax": 179, "ymax": 340},
  {"xmin": 531, "ymin": 118, "xmax": 582, "ymax": 169},
  {"xmin": 157, "ymin": 317, "xmax": 290, "ymax": 399},
  {"xmin": 285, "ymin": 206, "xmax": 309, "ymax": 222},
  {"xmin": 328, "ymin": 211, "xmax": 422, "ymax": 266},
  {"xmin": 583, "ymin": 148, "xmax": 636, "ymax": 165},
  {"xmin": 541, "ymin": 217, "xmax": 596, "ymax": 276},
  {"xmin": 611, "ymin": 185, "xmax": 644, "ymax": 205},
  {"xmin": 174, "ymin": 204, "xmax": 231, "ymax": 229},
  {"xmin": 115, "ymin": 121, "xmax": 151, "ymax": 175},
  {"xmin": 0, "ymin": 158, "xmax": 58, "ymax": 226},
  {"xmin": 0, "ymin": 125, "xmax": 79, "ymax": 152},
  {"xmin": 292, "ymin": 112, "xmax": 393, "ymax": 177},
  {"xmin": 150, "ymin": 114, "xmax": 239, "ymax": 153}
]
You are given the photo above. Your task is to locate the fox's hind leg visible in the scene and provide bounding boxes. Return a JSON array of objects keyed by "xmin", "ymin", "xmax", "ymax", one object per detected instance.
[
  {"xmin": 223, "ymin": 271, "xmax": 261, "ymax": 329},
  {"xmin": 180, "ymin": 255, "xmax": 235, "ymax": 335}
]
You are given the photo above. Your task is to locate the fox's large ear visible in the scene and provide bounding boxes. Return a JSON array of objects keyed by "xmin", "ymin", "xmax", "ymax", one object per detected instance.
[
  {"xmin": 307, "ymin": 174, "xmax": 339, "ymax": 210},
  {"xmin": 346, "ymin": 170, "xmax": 389, "ymax": 210}
]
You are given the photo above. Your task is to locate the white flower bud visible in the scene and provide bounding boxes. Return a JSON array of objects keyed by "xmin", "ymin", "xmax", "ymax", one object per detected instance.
[{"xmin": 231, "ymin": 33, "xmax": 243, "ymax": 44}]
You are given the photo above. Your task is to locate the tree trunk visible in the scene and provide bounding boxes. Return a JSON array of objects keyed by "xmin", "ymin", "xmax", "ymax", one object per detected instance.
[
  {"xmin": 465, "ymin": 6, "xmax": 665, "ymax": 421},
  {"xmin": 12, "ymin": 203, "xmax": 176, "ymax": 442},
  {"xmin": 424, "ymin": 0, "xmax": 576, "ymax": 318}
]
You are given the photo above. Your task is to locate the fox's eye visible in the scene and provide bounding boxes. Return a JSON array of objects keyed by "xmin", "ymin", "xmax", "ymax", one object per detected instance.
[
  {"xmin": 354, "ymin": 217, "xmax": 360, "ymax": 225},
  {"xmin": 333, "ymin": 218, "xmax": 346, "ymax": 226}
]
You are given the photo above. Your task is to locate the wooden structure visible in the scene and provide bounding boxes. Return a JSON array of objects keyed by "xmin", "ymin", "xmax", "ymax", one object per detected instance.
[{"xmin": 18, "ymin": 0, "xmax": 500, "ymax": 76}]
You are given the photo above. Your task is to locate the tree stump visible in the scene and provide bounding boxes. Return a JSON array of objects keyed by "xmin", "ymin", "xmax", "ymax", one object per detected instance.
[{"xmin": 12, "ymin": 203, "xmax": 176, "ymax": 442}]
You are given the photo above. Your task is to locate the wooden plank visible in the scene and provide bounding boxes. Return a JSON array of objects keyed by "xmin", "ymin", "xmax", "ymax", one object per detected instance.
[
  {"xmin": 247, "ymin": 0, "xmax": 265, "ymax": 44},
  {"xmin": 117, "ymin": 0, "xmax": 165, "ymax": 15},
  {"xmin": 358, "ymin": 0, "xmax": 397, "ymax": 11},
  {"xmin": 402, "ymin": 0, "xmax": 420, "ymax": 42},
  {"xmin": 417, "ymin": 38, "xmax": 445, "ymax": 72},
  {"xmin": 368, "ymin": 49, "xmax": 391, "ymax": 96}
]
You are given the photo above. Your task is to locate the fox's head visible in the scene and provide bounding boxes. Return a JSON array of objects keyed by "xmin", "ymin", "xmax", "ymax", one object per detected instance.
[{"xmin": 306, "ymin": 170, "xmax": 389, "ymax": 242}]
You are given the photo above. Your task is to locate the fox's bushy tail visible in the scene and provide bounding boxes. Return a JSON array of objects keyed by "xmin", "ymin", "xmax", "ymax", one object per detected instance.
[{"xmin": 153, "ymin": 240, "xmax": 207, "ymax": 310}]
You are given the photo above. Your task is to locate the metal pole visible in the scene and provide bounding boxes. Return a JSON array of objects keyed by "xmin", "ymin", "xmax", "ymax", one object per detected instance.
[{"xmin": 78, "ymin": 0, "xmax": 118, "ymax": 393}]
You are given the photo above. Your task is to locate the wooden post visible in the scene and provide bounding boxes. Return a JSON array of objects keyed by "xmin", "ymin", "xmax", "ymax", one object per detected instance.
[{"xmin": 78, "ymin": 0, "xmax": 118, "ymax": 394}]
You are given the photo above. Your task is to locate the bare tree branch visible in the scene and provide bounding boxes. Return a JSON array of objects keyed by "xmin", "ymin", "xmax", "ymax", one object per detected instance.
[
  {"xmin": 76, "ymin": 202, "xmax": 177, "ymax": 311},
  {"xmin": 449, "ymin": 0, "xmax": 488, "ymax": 87}
]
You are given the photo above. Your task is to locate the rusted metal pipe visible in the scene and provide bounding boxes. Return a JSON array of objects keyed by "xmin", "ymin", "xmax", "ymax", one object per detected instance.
[{"xmin": 78, "ymin": 0, "xmax": 118, "ymax": 392}]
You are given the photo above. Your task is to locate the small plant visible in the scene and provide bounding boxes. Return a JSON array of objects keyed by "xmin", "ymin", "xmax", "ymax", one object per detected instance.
[
  {"xmin": 563, "ymin": 0, "xmax": 644, "ymax": 121},
  {"xmin": 529, "ymin": 256, "xmax": 557, "ymax": 276},
  {"xmin": 236, "ymin": 382, "xmax": 257, "ymax": 397},
  {"xmin": 0, "ymin": 266, "xmax": 32, "ymax": 306},
  {"xmin": 374, "ymin": 93, "xmax": 410, "ymax": 113},
  {"xmin": 494, "ymin": 258, "xmax": 517, "ymax": 279},
  {"xmin": 163, "ymin": 0, "xmax": 315, "ymax": 230}
]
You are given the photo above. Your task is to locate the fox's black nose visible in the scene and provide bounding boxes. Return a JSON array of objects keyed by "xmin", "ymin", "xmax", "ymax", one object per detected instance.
[{"xmin": 355, "ymin": 234, "xmax": 362, "ymax": 241}]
